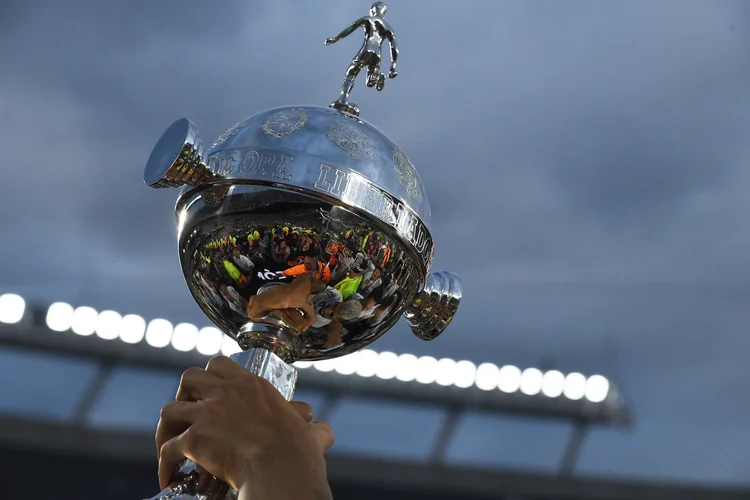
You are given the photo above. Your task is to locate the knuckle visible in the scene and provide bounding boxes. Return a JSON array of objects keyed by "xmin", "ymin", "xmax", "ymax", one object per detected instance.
[
  {"xmin": 205, "ymin": 355, "xmax": 221, "ymax": 370},
  {"xmin": 179, "ymin": 367, "xmax": 202, "ymax": 385},
  {"xmin": 159, "ymin": 401, "xmax": 175, "ymax": 420},
  {"xmin": 206, "ymin": 355, "xmax": 232, "ymax": 372}
]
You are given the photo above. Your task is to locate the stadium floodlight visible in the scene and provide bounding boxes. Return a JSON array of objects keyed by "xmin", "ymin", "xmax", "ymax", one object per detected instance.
[
  {"xmin": 71, "ymin": 307, "xmax": 98, "ymax": 336},
  {"xmin": 454, "ymin": 360, "xmax": 477, "ymax": 389},
  {"xmin": 220, "ymin": 337, "xmax": 242, "ymax": 356},
  {"xmin": 46, "ymin": 302, "xmax": 74, "ymax": 332},
  {"xmin": 542, "ymin": 370, "xmax": 565, "ymax": 398},
  {"xmin": 145, "ymin": 319, "xmax": 173, "ymax": 348},
  {"xmin": 314, "ymin": 358, "xmax": 337, "ymax": 373},
  {"xmin": 475, "ymin": 363, "xmax": 501, "ymax": 391},
  {"xmin": 395, "ymin": 353, "xmax": 418, "ymax": 382},
  {"xmin": 196, "ymin": 327, "xmax": 223, "ymax": 356},
  {"xmin": 333, "ymin": 353, "xmax": 359, "ymax": 376},
  {"xmin": 563, "ymin": 372, "xmax": 587, "ymax": 401},
  {"xmin": 0, "ymin": 294, "xmax": 25, "ymax": 324},
  {"xmin": 498, "ymin": 365, "xmax": 522, "ymax": 393},
  {"xmin": 120, "ymin": 314, "xmax": 147, "ymax": 344},
  {"xmin": 374, "ymin": 351, "xmax": 398, "ymax": 380},
  {"xmin": 172, "ymin": 323, "xmax": 199, "ymax": 352},
  {"xmin": 95, "ymin": 310, "xmax": 122, "ymax": 340},
  {"xmin": 1, "ymin": 294, "xmax": 627, "ymax": 421},
  {"xmin": 435, "ymin": 358, "xmax": 457, "ymax": 387},
  {"xmin": 414, "ymin": 356, "xmax": 438, "ymax": 385},
  {"xmin": 520, "ymin": 368, "xmax": 544, "ymax": 396},
  {"xmin": 585, "ymin": 374, "xmax": 610, "ymax": 403},
  {"xmin": 354, "ymin": 350, "xmax": 377, "ymax": 377}
]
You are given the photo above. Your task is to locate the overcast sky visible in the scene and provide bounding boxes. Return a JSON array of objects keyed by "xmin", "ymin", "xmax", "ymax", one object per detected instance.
[{"xmin": 1, "ymin": 0, "xmax": 749, "ymax": 485}]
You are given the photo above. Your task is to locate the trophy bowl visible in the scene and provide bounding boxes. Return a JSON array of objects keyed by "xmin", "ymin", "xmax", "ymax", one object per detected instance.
[{"xmin": 145, "ymin": 106, "xmax": 461, "ymax": 364}]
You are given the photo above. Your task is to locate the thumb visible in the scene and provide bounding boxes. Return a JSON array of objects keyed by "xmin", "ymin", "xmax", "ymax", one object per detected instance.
[{"xmin": 310, "ymin": 422, "xmax": 335, "ymax": 453}]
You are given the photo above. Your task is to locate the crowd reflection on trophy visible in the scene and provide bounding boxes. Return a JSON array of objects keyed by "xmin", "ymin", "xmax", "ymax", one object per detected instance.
[{"xmin": 194, "ymin": 222, "xmax": 412, "ymax": 353}]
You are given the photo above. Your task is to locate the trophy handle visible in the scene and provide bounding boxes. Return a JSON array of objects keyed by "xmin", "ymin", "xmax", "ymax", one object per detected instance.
[
  {"xmin": 144, "ymin": 118, "xmax": 217, "ymax": 189},
  {"xmin": 144, "ymin": 348, "xmax": 297, "ymax": 500},
  {"xmin": 404, "ymin": 271, "xmax": 463, "ymax": 341}
]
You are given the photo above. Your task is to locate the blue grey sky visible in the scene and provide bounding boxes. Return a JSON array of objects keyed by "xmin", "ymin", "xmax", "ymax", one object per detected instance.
[{"xmin": 1, "ymin": 0, "xmax": 749, "ymax": 485}]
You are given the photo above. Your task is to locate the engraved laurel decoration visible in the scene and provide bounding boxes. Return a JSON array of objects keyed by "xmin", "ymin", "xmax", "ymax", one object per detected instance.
[
  {"xmin": 325, "ymin": 120, "xmax": 375, "ymax": 159},
  {"xmin": 211, "ymin": 114, "xmax": 256, "ymax": 149},
  {"xmin": 393, "ymin": 149, "xmax": 422, "ymax": 199},
  {"xmin": 262, "ymin": 108, "xmax": 308, "ymax": 138}
]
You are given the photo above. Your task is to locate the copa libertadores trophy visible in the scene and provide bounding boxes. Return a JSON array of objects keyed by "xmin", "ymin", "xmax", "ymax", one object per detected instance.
[{"xmin": 143, "ymin": 3, "xmax": 462, "ymax": 499}]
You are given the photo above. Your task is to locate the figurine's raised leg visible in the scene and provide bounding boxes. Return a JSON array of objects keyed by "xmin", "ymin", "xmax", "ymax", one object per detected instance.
[
  {"xmin": 376, "ymin": 72, "xmax": 386, "ymax": 91},
  {"xmin": 366, "ymin": 60, "xmax": 386, "ymax": 91},
  {"xmin": 366, "ymin": 65, "xmax": 380, "ymax": 87}
]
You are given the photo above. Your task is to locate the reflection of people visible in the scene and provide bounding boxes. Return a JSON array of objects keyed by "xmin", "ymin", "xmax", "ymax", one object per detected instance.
[
  {"xmin": 156, "ymin": 356, "xmax": 334, "ymax": 499},
  {"xmin": 313, "ymin": 300, "xmax": 363, "ymax": 329},
  {"xmin": 272, "ymin": 240, "xmax": 291, "ymax": 264},
  {"xmin": 283, "ymin": 255, "xmax": 331, "ymax": 283},
  {"xmin": 359, "ymin": 266, "xmax": 382, "ymax": 297},
  {"xmin": 232, "ymin": 248, "xmax": 255, "ymax": 274},
  {"xmin": 310, "ymin": 286, "xmax": 343, "ymax": 328},
  {"xmin": 358, "ymin": 296, "xmax": 378, "ymax": 320},
  {"xmin": 325, "ymin": 2, "xmax": 398, "ymax": 110},
  {"xmin": 333, "ymin": 256, "xmax": 367, "ymax": 299},
  {"xmin": 219, "ymin": 284, "xmax": 247, "ymax": 315},
  {"xmin": 247, "ymin": 274, "xmax": 327, "ymax": 332}
]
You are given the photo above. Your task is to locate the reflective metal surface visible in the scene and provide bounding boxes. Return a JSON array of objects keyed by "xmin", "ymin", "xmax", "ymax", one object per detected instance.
[
  {"xmin": 325, "ymin": 1, "xmax": 399, "ymax": 116},
  {"xmin": 405, "ymin": 271, "xmax": 463, "ymax": 341},
  {"xmin": 143, "ymin": 3, "xmax": 462, "ymax": 498},
  {"xmin": 179, "ymin": 184, "xmax": 422, "ymax": 362},
  {"xmin": 203, "ymin": 105, "xmax": 433, "ymax": 259},
  {"xmin": 145, "ymin": 101, "xmax": 460, "ymax": 363}
]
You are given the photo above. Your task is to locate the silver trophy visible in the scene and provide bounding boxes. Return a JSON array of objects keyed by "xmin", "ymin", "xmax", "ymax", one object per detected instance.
[{"xmin": 143, "ymin": 3, "xmax": 462, "ymax": 499}]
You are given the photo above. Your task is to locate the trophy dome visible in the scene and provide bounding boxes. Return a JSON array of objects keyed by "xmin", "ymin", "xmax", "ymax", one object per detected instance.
[{"xmin": 206, "ymin": 106, "xmax": 431, "ymax": 230}]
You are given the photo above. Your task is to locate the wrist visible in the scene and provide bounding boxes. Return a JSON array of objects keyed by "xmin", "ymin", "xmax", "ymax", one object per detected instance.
[{"xmin": 237, "ymin": 444, "xmax": 331, "ymax": 498}]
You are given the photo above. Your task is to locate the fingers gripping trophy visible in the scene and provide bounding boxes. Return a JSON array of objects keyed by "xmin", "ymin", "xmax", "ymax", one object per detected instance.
[{"xmin": 143, "ymin": 3, "xmax": 462, "ymax": 499}]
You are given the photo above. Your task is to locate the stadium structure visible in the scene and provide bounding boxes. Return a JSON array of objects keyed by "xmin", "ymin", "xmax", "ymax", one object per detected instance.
[{"xmin": 0, "ymin": 293, "xmax": 748, "ymax": 500}]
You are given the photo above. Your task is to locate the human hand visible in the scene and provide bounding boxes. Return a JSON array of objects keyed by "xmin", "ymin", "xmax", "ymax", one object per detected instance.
[
  {"xmin": 246, "ymin": 275, "xmax": 318, "ymax": 332},
  {"xmin": 155, "ymin": 356, "xmax": 334, "ymax": 494},
  {"xmin": 325, "ymin": 37, "xmax": 336, "ymax": 45}
]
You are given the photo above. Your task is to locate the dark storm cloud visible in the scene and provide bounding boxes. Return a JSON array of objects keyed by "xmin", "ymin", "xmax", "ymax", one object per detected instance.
[{"xmin": 1, "ymin": 0, "xmax": 750, "ymax": 483}]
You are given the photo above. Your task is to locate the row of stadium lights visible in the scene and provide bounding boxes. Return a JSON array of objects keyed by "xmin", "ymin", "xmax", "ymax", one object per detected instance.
[{"xmin": 0, "ymin": 294, "xmax": 611, "ymax": 403}]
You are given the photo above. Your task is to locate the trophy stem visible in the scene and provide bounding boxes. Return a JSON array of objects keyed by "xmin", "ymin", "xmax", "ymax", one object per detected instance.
[{"xmin": 144, "ymin": 347, "xmax": 298, "ymax": 500}]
